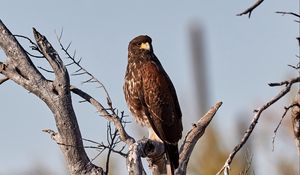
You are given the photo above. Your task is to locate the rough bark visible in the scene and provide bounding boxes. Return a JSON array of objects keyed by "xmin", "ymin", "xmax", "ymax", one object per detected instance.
[
  {"xmin": 176, "ymin": 102, "xmax": 222, "ymax": 175},
  {"xmin": 0, "ymin": 20, "xmax": 102, "ymax": 175}
]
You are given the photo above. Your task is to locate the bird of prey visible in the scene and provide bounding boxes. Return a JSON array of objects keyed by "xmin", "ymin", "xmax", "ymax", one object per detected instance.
[{"xmin": 124, "ymin": 35, "xmax": 183, "ymax": 174}]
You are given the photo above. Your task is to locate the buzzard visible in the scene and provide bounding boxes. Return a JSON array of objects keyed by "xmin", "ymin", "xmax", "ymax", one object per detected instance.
[{"xmin": 124, "ymin": 35, "xmax": 183, "ymax": 174}]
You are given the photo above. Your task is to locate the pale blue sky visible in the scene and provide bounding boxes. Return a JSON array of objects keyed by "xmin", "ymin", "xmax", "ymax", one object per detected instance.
[{"xmin": 0, "ymin": 1, "xmax": 299, "ymax": 174}]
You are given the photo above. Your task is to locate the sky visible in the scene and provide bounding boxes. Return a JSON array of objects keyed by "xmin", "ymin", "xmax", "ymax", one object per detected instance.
[{"xmin": 0, "ymin": 1, "xmax": 299, "ymax": 175}]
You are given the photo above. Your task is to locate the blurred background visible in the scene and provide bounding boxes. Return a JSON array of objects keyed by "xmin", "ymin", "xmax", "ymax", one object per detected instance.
[{"xmin": 0, "ymin": 1, "xmax": 299, "ymax": 175}]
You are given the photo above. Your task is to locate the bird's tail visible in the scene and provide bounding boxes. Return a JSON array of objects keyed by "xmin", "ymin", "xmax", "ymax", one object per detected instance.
[{"xmin": 164, "ymin": 143, "xmax": 179, "ymax": 175}]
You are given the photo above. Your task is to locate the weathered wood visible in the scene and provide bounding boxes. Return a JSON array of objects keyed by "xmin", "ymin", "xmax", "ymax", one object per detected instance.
[{"xmin": 0, "ymin": 20, "xmax": 103, "ymax": 175}]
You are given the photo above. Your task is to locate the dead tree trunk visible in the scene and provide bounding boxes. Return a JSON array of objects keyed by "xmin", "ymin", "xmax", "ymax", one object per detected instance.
[{"xmin": 0, "ymin": 20, "xmax": 102, "ymax": 175}]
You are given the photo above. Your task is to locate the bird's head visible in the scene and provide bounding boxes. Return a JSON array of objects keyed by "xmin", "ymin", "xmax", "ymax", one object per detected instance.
[{"xmin": 128, "ymin": 35, "xmax": 153, "ymax": 55}]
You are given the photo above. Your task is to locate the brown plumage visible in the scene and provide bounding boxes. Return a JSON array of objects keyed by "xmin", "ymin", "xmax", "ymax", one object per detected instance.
[{"xmin": 124, "ymin": 35, "xmax": 183, "ymax": 173}]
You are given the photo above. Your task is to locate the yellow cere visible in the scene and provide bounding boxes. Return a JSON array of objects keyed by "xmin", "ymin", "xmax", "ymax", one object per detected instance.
[{"xmin": 140, "ymin": 42, "xmax": 150, "ymax": 50}]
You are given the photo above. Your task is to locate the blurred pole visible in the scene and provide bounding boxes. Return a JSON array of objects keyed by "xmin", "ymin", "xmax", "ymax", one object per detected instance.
[
  {"xmin": 189, "ymin": 23, "xmax": 210, "ymax": 116},
  {"xmin": 188, "ymin": 23, "xmax": 252, "ymax": 174}
]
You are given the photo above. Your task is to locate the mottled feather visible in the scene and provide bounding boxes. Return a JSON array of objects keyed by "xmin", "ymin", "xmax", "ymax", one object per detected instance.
[{"xmin": 124, "ymin": 35, "xmax": 183, "ymax": 172}]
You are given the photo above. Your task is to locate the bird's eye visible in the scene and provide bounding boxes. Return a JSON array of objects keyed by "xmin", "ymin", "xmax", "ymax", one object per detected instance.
[{"xmin": 137, "ymin": 43, "xmax": 142, "ymax": 46}]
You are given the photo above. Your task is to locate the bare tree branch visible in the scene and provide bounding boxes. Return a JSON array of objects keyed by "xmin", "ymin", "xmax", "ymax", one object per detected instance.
[
  {"xmin": 56, "ymin": 33, "xmax": 113, "ymax": 105},
  {"xmin": 105, "ymin": 122, "xmax": 119, "ymax": 175},
  {"xmin": 13, "ymin": 34, "xmax": 42, "ymax": 53},
  {"xmin": 0, "ymin": 21, "xmax": 45, "ymax": 89},
  {"xmin": 33, "ymin": 28, "xmax": 104, "ymax": 175},
  {"xmin": 0, "ymin": 20, "xmax": 103, "ymax": 174},
  {"xmin": 70, "ymin": 86, "xmax": 223, "ymax": 174},
  {"xmin": 70, "ymin": 86, "xmax": 135, "ymax": 145},
  {"xmin": 176, "ymin": 101, "xmax": 222, "ymax": 175},
  {"xmin": 13, "ymin": 34, "xmax": 44, "ymax": 58},
  {"xmin": 127, "ymin": 139, "xmax": 148, "ymax": 175},
  {"xmin": 288, "ymin": 64, "xmax": 300, "ymax": 70},
  {"xmin": 42, "ymin": 129, "xmax": 62, "ymax": 144},
  {"xmin": 33, "ymin": 28, "xmax": 69, "ymax": 88},
  {"xmin": 216, "ymin": 77, "xmax": 300, "ymax": 175},
  {"xmin": 237, "ymin": 0, "xmax": 264, "ymax": 18},
  {"xmin": 276, "ymin": 11, "xmax": 300, "ymax": 18},
  {"xmin": 268, "ymin": 81, "xmax": 290, "ymax": 87},
  {"xmin": 83, "ymin": 138, "xmax": 128, "ymax": 158}
]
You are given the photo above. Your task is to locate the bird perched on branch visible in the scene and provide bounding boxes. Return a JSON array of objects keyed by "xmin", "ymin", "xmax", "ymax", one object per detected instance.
[{"xmin": 124, "ymin": 35, "xmax": 183, "ymax": 174}]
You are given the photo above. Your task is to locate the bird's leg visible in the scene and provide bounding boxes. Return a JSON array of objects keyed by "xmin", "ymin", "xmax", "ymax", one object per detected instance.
[{"xmin": 148, "ymin": 127, "xmax": 162, "ymax": 142}]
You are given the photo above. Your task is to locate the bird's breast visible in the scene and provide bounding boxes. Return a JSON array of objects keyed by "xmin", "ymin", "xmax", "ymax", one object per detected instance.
[{"xmin": 124, "ymin": 62, "xmax": 150, "ymax": 127}]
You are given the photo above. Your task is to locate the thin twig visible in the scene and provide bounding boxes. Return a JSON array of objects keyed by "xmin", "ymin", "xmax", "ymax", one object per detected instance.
[
  {"xmin": 83, "ymin": 138, "xmax": 128, "ymax": 158},
  {"xmin": 14, "ymin": 34, "xmax": 39, "ymax": 48},
  {"xmin": 55, "ymin": 28, "xmax": 64, "ymax": 42},
  {"xmin": 14, "ymin": 34, "xmax": 44, "ymax": 58},
  {"xmin": 288, "ymin": 64, "xmax": 300, "ymax": 70},
  {"xmin": 276, "ymin": 11, "xmax": 300, "ymax": 18},
  {"xmin": 42, "ymin": 129, "xmax": 61, "ymax": 143},
  {"xmin": 237, "ymin": 0, "xmax": 264, "ymax": 18},
  {"xmin": 105, "ymin": 122, "xmax": 119, "ymax": 175},
  {"xmin": 83, "ymin": 138, "xmax": 102, "ymax": 145},
  {"xmin": 38, "ymin": 66, "xmax": 54, "ymax": 73},
  {"xmin": 216, "ymin": 77, "xmax": 300, "ymax": 175},
  {"xmin": 90, "ymin": 149, "xmax": 106, "ymax": 164},
  {"xmin": 268, "ymin": 81, "xmax": 289, "ymax": 87},
  {"xmin": 70, "ymin": 85, "xmax": 135, "ymax": 145},
  {"xmin": 55, "ymin": 31, "xmax": 112, "ymax": 105},
  {"xmin": 84, "ymin": 145, "xmax": 127, "ymax": 158},
  {"xmin": 72, "ymin": 71, "xmax": 86, "ymax": 76}
]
